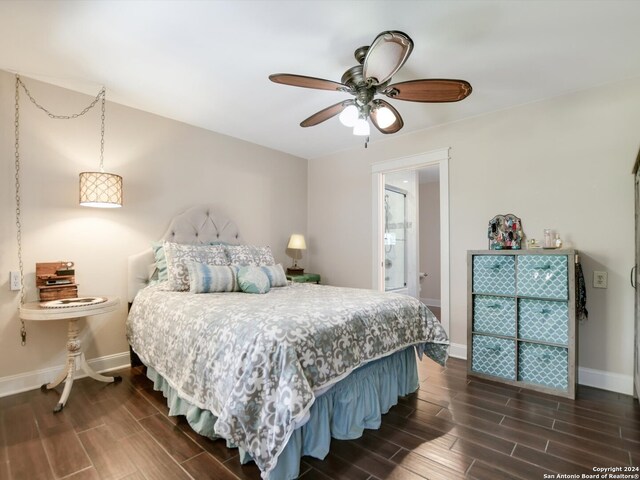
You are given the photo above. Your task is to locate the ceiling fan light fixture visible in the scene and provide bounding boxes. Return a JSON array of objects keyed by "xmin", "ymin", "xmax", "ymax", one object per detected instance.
[
  {"xmin": 339, "ymin": 104, "xmax": 359, "ymax": 127},
  {"xmin": 353, "ymin": 117, "xmax": 370, "ymax": 136},
  {"xmin": 375, "ymin": 106, "xmax": 396, "ymax": 129},
  {"xmin": 270, "ymin": 30, "xmax": 471, "ymax": 142}
]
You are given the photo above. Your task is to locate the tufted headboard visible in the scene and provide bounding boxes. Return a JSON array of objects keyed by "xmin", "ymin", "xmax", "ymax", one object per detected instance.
[
  {"xmin": 127, "ymin": 205, "xmax": 241, "ymax": 303},
  {"xmin": 161, "ymin": 205, "xmax": 241, "ymax": 245}
]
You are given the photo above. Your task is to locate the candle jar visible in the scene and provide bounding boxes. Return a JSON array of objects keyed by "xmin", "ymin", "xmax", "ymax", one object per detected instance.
[{"xmin": 543, "ymin": 229, "xmax": 556, "ymax": 248}]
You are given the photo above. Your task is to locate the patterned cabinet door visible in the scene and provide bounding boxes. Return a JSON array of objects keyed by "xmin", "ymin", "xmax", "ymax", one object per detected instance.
[
  {"xmin": 518, "ymin": 299, "xmax": 569, "ymax": 345},
  {"xmin": 472, "ymin": 255, "xmax": 516, "ymax": 295},
  {"xmin": 518, "ymin": 342, "xmax": 568, "ymax": 390},
  {"xmin": 471, "ymin": 335, "xmax": 516, "ymax": 380},
  {"xmin": 473, "ymin": 295, "xmax": 516, "ymax": 337},
  {"xmin": 517, "ymin": 255, "xmax": 568, "ymax": 300}
]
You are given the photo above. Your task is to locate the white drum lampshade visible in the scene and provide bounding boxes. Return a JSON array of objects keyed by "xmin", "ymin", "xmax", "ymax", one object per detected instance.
[{"xmin": 79, "ymin": 172, "xmax": 123, "ymax": 208}]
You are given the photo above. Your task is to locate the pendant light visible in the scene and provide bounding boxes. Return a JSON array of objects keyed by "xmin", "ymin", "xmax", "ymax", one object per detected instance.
[{"xmin": 79, "ymin": 89, "xmax": 122, "ymax": 208}]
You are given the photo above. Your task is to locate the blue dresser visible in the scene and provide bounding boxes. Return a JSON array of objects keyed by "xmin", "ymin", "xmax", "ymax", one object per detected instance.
[{"xmin": 467, "ymin": 250, "xmax": 577, "ymax": 398}]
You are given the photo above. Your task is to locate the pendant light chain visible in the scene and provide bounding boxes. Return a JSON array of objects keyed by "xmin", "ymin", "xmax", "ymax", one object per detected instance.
[
  {"xmin": 14, "ymin": 75, "xmax": 26, "ymax": 346},
  {"xmin": 13, "ymin": 74, "xmax": 107, "ymax": 345},
  {"xmin": 100, "ymin": 92, "xmax": 105, "ymax": 172},
  {"xmin": 17, "ymin": 76, "xmax": 105, "ymax": 120}
]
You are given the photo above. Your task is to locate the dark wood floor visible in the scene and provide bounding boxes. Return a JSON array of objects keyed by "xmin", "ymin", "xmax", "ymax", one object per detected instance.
[{"xmin": 1, "ymin": 355, "xmax": 638, "ymax": 480}]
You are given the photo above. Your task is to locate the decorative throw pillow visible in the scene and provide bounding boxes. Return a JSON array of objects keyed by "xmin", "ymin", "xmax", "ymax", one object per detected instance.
[
  {"xmin": 164, "ymin": 242, "xmax": 229, "ymax": 291},
  {"xmin": 237, "ymin": 266, "xmax": 271, "ymax": 294},
  {"xmin": 226, "ymin": 245, "xmax": 275, "ymax": 266},
  {"xmin": 151, "ymin": 241, "xmax": 168, "ymax": 282},
  {"xmin": 253, "ymin": 246, "xmax": 276, "ymax": 266},
  {"xmin": 187, "ymin": 262, "xmax": 239, "ymax": 293},
  {"xmin": 261, "ymin": 264, "xmax": 287, "ymax": 287}
]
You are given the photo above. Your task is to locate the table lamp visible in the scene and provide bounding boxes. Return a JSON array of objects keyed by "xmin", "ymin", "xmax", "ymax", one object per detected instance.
[{"xmin": 287, "ymin": 234, "xmax": 306, "ymax": 275}]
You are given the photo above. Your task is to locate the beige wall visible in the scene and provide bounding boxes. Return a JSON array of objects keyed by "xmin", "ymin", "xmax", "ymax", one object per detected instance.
[
  {"xmin": 308, "ymin": 77, "xmax": 640, "ymax": 388},
  {"xmin": 0, "ymin": 70, "xmax": 307, "ymax": 383},
  {"xmin": 419, "ymin": 181, "xmax": 441, "ymax": 304}
]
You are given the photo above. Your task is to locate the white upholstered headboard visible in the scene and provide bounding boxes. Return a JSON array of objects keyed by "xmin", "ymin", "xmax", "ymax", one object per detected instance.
[{"xmin": 127, "ymin": 205, "xmax": 241, "ymax": 303}]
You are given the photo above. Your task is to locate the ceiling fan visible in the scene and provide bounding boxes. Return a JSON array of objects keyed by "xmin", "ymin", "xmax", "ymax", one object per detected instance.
[{"xmin": 269, "ymin": 30, "xmax": 472, "ymax": 140}]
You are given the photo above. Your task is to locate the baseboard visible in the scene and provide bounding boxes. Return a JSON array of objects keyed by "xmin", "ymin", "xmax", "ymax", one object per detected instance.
[
  {"xmin": 577, "ymin": 366, "xmax": 634, "ymax": 396},
  {"xmin": 420, "ymin": 297, "xmax": 441, "ymax": 307},
  {"xmin": 0, "ymin": 351, "xmax": 130, "ymax": 398},
  {"xmin": 448, "ymin": 342, "xmax": 467, "ymax": 360},
  {"xmin": 445, "ymin": 343, "xmax": 633, "ymax": 395}
]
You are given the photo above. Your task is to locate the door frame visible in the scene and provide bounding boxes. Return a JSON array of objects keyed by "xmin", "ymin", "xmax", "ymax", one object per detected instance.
[{"xmin": 371, "ymin": 147, "xmax": 451, "ymax": 334}]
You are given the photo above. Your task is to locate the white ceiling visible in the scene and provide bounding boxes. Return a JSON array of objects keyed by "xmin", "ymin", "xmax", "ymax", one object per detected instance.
[{"xmin": 1, "ymin": 1, "xmax": 640, "ymax": 160}]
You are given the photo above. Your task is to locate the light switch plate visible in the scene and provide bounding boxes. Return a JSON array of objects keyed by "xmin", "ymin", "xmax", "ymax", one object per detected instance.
[{"xmin": 593, "ymin": 271, "xmax": 608, "ymax": 289}]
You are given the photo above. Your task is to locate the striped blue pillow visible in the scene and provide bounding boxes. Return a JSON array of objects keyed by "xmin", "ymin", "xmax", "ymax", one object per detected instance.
[
  {"xmin": 187, "ymin": 262, "xmax": 239, "ymax": 293},
  {"xmin": 261, "ymin": 264, "xmax": 287, "ymax": 287}
]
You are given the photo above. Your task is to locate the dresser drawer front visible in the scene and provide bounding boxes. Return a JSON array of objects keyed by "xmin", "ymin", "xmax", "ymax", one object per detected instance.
[
  {"xmin": 517, "ymin": 255, "xmax": 568, "ymax": 300},
  {"xmin": 473, "ymin": 255, "xmax": 516, "ymax": 295},
  {"xmin": 471, "ymin": 335, "xmax": 516, "ymax": 380},
  {"xmin": 473, "ymin": 295, "xmax": 516, "ymax": 337},
  {"xmin": 518, "ymin": 342, "xmax": 568, "ymax": 390},
  {"xmin": 518, "ymin": 299, "xmax": 568, "ymax": 344}
]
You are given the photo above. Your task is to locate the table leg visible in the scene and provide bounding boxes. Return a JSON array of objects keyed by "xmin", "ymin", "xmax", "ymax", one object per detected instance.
[
  {"xmin": 41, "ymin": 366, "xmax": 68, "ymax": 391},
  {"xmin": 80, "ymin": 354, "xmax": 122, "ymax": 384},
  {"xmin": 49, "ymin": 318, "xmax": 82, "ymax": 412},
  {"xmin": 54, "ymin": 368, "xmax": 75, "ymax": 413},
  {"xmin": 43, "ymin": 318, "xmax": 122, "ymax": 413}
]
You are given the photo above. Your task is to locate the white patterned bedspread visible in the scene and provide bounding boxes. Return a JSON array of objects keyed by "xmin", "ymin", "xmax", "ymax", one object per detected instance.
[{"xmin": 126, "ymin": 282, "xmax": 448, "ymax": 478}]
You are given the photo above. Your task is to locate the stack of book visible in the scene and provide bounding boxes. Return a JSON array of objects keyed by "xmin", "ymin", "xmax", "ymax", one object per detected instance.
[{"xmin": 36, "ymin": 262, "xmax": 78, "ymax": 301}]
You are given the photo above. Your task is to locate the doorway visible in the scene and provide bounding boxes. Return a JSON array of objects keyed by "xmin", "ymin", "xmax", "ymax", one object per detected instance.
[{"xmin": 371, "ymin": 148, "xmax": 450, "ymax": 334}]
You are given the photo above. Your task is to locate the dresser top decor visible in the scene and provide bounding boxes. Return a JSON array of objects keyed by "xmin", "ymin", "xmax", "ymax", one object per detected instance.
[{"xmin": 487, "ymin": 213, "xmax": 523, "ymax": 250}]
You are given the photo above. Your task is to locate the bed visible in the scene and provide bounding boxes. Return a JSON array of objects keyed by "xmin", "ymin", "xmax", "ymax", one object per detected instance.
[{"xmin": 126, "ymin": 206, "xmax": 449, "ymax": 480}]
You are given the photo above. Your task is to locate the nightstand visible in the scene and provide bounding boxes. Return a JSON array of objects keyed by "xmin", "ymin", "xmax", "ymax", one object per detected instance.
[
  {"xmin": 287, "ymin": 273, "xmax": 321, "ymax": 284},
  {"xmin": 20, "ymin": 297, "xmax": 121, "ymax": 412}
]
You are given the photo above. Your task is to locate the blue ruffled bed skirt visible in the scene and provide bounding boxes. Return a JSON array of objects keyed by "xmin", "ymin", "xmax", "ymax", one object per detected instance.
[{"xmin": 146, "ymin": 346, "xmax": 419, "ymax": 479}]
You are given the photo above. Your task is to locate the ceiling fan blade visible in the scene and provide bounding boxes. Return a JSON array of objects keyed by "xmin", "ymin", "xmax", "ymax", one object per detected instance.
[
  {"xmin": 362, "ymin": 31, "xmax": 413, "ymax": 86},
  {"xmin": 383, "ymin": 79, "xmax": 472, "ymax": 103},
  {"xmin": 370, "ymin": 99, "xmax": 404, "ymax": 134},
  {"xmin": 300, "ymin": 100, "xmax": 354, "ymax": 127},
  {"xmin": 269, "ymin": 73, "xmax": 347, "ymax": 92}
]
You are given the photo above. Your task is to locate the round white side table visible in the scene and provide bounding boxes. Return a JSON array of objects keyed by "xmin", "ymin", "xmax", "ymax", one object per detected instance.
[{"xmin": 19, "ymin": 297, "xmax": 121, "ymax": 413}]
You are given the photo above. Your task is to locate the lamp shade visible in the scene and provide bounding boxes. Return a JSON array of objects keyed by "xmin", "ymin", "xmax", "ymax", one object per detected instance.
[
  {"xmin": 353, "ymin": 118, "xmax": 370, "ymax": 136},
  {"xmin": 374, "ymin": 106, "xmax": 396, "ymax": 129},
  {"xmin": 287, "ymin": 234, "xmax": 306, "ymax": 250},
  {"xmin": 339, "ymin": 104, "xmax": 359, "ymax": 127},
  {"xmin": 79, "ymin": 171, "xmax": 123, "ymax": 208}
]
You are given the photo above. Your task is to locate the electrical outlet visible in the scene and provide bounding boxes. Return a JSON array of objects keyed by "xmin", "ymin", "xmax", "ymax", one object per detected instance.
[
  {"xmin": 9, "ymin": 271, "xmax": 21, "ymax": 291},
  {"xmin": 593, "ymin": 271, "xmax": 608, "ymax": 289}
]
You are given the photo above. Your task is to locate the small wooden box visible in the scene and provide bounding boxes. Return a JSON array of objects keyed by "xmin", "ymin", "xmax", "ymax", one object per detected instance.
[{"xmin": 36, "ymin": 262, "xmax": 78, "ymax": 302}]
